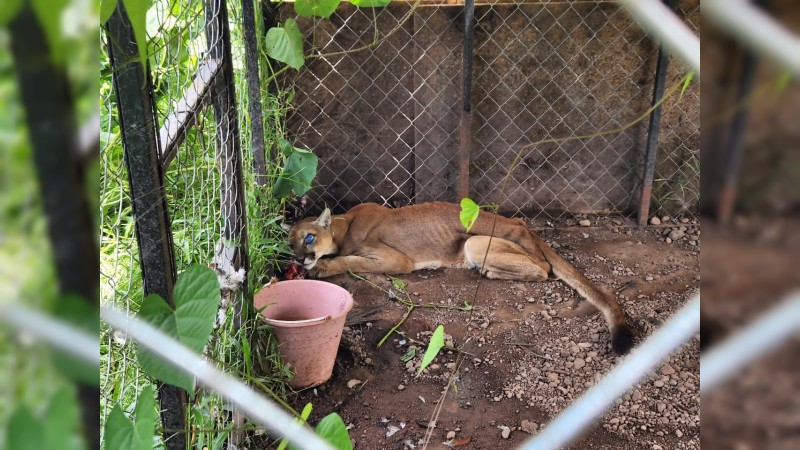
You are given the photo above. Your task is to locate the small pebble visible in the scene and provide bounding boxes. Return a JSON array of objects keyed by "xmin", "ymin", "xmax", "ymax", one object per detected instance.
[
  {"xmin": 650, "ymin": 217, "xmax": 661, "ymax": 225},
  {"xmin": 499, "ymin": 426, "xmax": 511, "ymax": 439},
  {"xmin": 347, "ymin": 379, "xmax": 362, "ymax": 389},
  {"xmin": 579, "ymin": 219, "xmax": 591, "ymax": 227},
  {"xmin": 447, "ymin": 431, "xmax": 456, "ymax": 440}
]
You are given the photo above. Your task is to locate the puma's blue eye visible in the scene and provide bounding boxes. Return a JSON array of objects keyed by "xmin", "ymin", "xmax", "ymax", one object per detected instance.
[{"xmin": 304, "ymin": 234, "xmax": 315, "ymax": 245}]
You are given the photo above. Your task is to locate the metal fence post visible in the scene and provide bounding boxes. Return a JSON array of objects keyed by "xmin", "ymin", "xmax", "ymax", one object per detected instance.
[
  {"xmin": 105, "ymin": 4, "xmax": 187, "ymax": 449},
  {"xmin": 9, "ymin": 4, "xmax": 99, "ymax": 449},
  {"xmin": 638, "ymin": 0, "xmax": 677, "ymax": 226},
  {"xmin": 242, "ymin": 0, "xmax": 267, "ymax": 185},
  {"xmin": 205, "ymin": 0, "xmax": 250, "ymax": 326},
  {"xmin": 459, "ymin": 0, "xmax": 476, "ymax": 201}
]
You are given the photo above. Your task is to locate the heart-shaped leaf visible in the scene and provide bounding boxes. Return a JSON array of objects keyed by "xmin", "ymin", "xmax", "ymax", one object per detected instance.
[
  {"xmin": 295, "ymin": 0, "xmax": 339, "ymax": 19},
  {"xmin": 272, "ymin": 148, "xmax": 318, "ymax": 198},
  {"xmin": 0, "ymin": 0, "xmax": 22, "ymax": 26},
  {"xmin": 137, "ymin": 265, "xmax": 220, "ymax": 394},
  {"xmin": 100, "ymin": 0, "xmax": 118, "ymax": 24},
  {"xmin": 266, "ymin": 19, "xmax": 304, "ymax": 70},
  {"xmin": 460, "ymin": 198, "xmax": 480, "ymax": 232},
  {"xmin": 104, "ymin": 387, "xmax": 156, "ymax": 450},
  {"xmin": 349, "ymin": 0, "xmax": 391, "ymax": 7},
  {"xmin": 315, "ymin": 413, "xmax": 353, "ymax": 450},
  {"xmin": 121, "ymin": 0, "xmax": 153, "ymax": 71}
]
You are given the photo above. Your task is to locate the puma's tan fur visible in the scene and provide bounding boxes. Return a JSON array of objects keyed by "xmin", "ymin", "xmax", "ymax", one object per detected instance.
[{"xmin": 287, "ymin": 202, "xmax": 633, "ymax": 354}]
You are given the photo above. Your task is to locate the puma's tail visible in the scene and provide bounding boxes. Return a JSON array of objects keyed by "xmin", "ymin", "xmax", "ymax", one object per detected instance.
[{"xmin": 533, "ymin": 234, "xmax": 634, "ymax": 354}]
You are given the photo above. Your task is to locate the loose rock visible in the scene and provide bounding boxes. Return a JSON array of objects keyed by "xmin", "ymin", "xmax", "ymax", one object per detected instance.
[
  {"xmin": 650, "ymin": 217, "xmax": 661, "ymax": 225},
  {"xmin": 521, "ymin": 420, "xmax": 539, "ymax": 434},
  {"xmin": 347, "ymin": 379, "xmax": 362, "ymax": 389},
  {"xmin": 499, "ymin": 426, "xmax": 511, "ymax": 439}
]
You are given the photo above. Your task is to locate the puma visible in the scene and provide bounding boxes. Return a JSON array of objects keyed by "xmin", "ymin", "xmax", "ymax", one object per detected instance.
[{"xmin": 286, "ymin": 202, "xmax": 633, "ymax": 354}]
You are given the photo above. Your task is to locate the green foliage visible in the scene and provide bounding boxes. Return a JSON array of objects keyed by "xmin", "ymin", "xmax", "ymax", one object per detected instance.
[
  {"xmin": 0, "ymin": 0, "xmax": 22, "ymax": 25},
  {"xmin": 266, "ymin": 18, "xmax": 305, "ymax": 70},
  {"xmin": 278, "ymin": 402, "xmax": 313, "ymax": 450},
  {"xmin": 103, "ymin": 386, "xmax": 156, "ymax": 450},
  {"xmin": 121, "ymin": 0, "xmax": 153, "ymax": 70},
  {"xmin": 349, "ymin": 0, "xmax": 392, "ymax": 7},
  {"xmin": 294, "ymin": 0, "xmax": 340, "ymax": 19},
  {"xmin": 389, "ymin": 275, "xmax": 408, "ymax": 291},
  {"xmin": 314, "ymin": 413, "xmax": 353, "ymax": 450},
  {"xmin": 6, "ymin": 388, "xmax": 84, "ymax": 450},
  {"xmin": 400, "ymin": 347, "xmax": 416, "ymax": 362},
  {"xmin": 418, "ymin": 325, "xmax": 445, "ymax": 376},
  {"xmin": 775, "ymin": 71, "xmax": 793, "ymax": 94},
  {"xmin": 30, "ymin": 0, "xmax": 68, "ymax": 64},
  {"xmin": 136, "ymin": 265, "xmax": 220, "ymax": 395},
  {"xmin": 100, "ymin": 0, "xmax": 118, "ymax": 24},
  {"xmin": 51, "ymin": 295, "xmax": 100, "ymax": 385},
  {"xmin": 679, "ymin": 71, "xmax": 694, "ymax": 100},
  {"xmin": 459, "ymin": 198, "xmax": 480, "ymax": 232},
  {"xmin": 273, "ymin": 147, "xmax": 319, "ymax": 199}
]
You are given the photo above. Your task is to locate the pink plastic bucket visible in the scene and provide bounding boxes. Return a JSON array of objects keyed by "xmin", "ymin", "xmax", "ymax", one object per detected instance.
[{"xmin": 254, "ymin": 280, "xmax": 353, "ymax": 388}]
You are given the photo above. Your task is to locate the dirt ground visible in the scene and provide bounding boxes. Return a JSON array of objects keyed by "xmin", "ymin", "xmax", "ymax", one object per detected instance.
[{"xmin": 288, "ymin": 217, "xmax": 700, "ymax": 449}]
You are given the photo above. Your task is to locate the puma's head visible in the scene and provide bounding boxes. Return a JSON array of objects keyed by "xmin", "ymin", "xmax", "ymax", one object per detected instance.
[{"xmin": 286, "ymin": 208, "xmax": 336, "ymax": 270}]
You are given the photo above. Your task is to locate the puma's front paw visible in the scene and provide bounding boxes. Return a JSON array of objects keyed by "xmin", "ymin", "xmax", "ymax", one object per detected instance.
[{"xmin": 307, "ymin": 260, "xmax": 330, "ymax": 278}]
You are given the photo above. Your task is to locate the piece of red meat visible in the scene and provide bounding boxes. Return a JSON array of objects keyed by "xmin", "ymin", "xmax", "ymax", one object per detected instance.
[{"xmin": 282, "ymin": 262, "xmax": 306, "ymax": 280}]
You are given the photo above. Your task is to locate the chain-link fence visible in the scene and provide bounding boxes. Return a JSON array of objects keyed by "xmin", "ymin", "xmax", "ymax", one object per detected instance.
[
  {"xmin": 280, "ymin": 0, "xmax": 700, "ymax": 220},
  {"xmin": 101, "ymin": 0, "xmax": 253, "ymax": 447}
]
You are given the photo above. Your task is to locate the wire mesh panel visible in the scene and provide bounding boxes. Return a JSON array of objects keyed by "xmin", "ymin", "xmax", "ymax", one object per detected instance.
[
  {"xmin": 651, "ymin": 0, "xmax": 700, "ymax": 218},
  {"xmin": 280, "ymin": 0, "xmax": 700, "ymax": 219},
  {"xmin": 101, "ymin": 0, "xmax": 248, "ymax": 446}
]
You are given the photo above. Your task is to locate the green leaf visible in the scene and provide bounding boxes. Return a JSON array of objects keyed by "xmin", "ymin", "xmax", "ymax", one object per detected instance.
[
  {"xmin": 7, "ymin": 407, "xmax": 44, "ymax": 450},
  {"xmin": 460, "ymin": 198, "xmax": 480, "ymax": 232},
  {"xmin": 104, "ymin": 404, "xmax": 145, "ymax": 450},
  {"xmin": 44, "ymin": 388, "xmax": 82, "ymax": 450},
  {"xmin": 133, "ymin": 386, "xmax": 156, "ymax": 444},
  {"xmin": 349, "ymin": 0, "xmax": 392, "ymax": 7},
  {"xmin": 278, "ymin": 138, "xmax": 295, "ymax": 156},
  {"xmin": 399, "ymin": 347, "xmax": 415, "ymax": 362},
  {"xmin": 389, "ymin": 276, "xmax": 407, "ymax": 291},
  {"xmin": 272, "ymin": 148, "xmax": 318, "ymax": 198},
  {"xmin": 100, "ymin": 0, "xmax": 117, "ymax": 24},
  {"xmin": 417, "ymin": 325, "xmax": 445, "ymax": 376},
  {"xmin": 51, "ymin": 295, "xmax": 100, "ymax": 385},
  {"xmin": 31, "ymin": 0, "xmax": 68, "ymax": 64},
  {"xmin": 265, "ymin": 19, "xmax": 304, "ymax": 70},
  {"xmin": 121, "ymin": 0, "xmax": 153, "ymax": 71},
  {"xmin": 137, "ymin": 265, "xmax": 220, "ymax": 395},
  {"xmin": 295, "ymin": 0, "xmax": 339, "ymax": 19},
  {"xmin": 315, "ymin": 413, "xmax": 353, "ymax": 450},
  {"xmin": 679, "ymin": 71, "xmax": 694, "ymax": 100},
  {"xmin": 775, "ymin": 71, "xmax": 792, "ymax": 94},
  {"xmin": 0, "ymin": 0, "xmax": 22, "ymax": 26},
  {"xmin": 301, "ymin": 402, "xmax": 313, "ymax": 421}
]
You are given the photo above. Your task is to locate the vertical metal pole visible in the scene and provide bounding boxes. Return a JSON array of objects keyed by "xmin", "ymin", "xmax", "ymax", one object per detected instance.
[
  {"xmin": 9, "ymin": 4, "xmax": 99, "ymax": 449},
  {"xmin": 205, "ymin": 0, "xmax": 250, "ymax": 326},
  {"xmin": 637, "ymin": 0, "xmax": 677, "ymax": 226},
  {"xmin": 241, "ymin": 0, "xmax": 267, "ymax": 185},
  {"xmin": 717, "ymin": 52, "xmax": 758, "ymax": 224},
  {"xmin": 105, "ymin": 5, "xmax": 187, "ymax": 450},
  {"xmin": 459, "ymin": 0, "xmax": 476, "ymax": 200}
]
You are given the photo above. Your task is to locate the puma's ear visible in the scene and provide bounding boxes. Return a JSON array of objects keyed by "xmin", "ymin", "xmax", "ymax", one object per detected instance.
[{"xmin": 314, "ymin": 208, "xmax": 332, "ymax": 229}]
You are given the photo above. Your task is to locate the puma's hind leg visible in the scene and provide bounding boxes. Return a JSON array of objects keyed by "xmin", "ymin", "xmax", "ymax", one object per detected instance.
[{"xmin": 464, "ymin": 236, "xmax": 551, "ymax": 281}]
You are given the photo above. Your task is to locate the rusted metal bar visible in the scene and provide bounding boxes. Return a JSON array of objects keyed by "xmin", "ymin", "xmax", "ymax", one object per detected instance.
[
  {"xmin": 637, "ymin": 0, "xmax": 677, "ymax": 226},
  {"xmin": 717, "ymin": 51, "xmax": 758, "ymax": 224},
  {"xmin": 459, "ymin": 0, "xmax": 476, "ymax": 200},
  {"xmin": 105, "ymin": 4, "xmax": 186, "ymax": 449},
  {"xmin": 205, "ymin": 0, "xmax": 250, "ymax": 327},
  {"xmin": 159, "ymin": 57, "xmax": 222, "ymax": 166}
]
